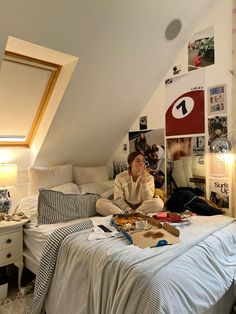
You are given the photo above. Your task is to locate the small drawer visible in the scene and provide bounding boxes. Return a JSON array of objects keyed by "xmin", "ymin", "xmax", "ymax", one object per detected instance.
[
  {"xmin": 0, "ymin": 247, "xmax": 21, "ymax": 265},
  {"xmin": 0, "ymin": 231, "xmax": 21, "ymax": 249}
]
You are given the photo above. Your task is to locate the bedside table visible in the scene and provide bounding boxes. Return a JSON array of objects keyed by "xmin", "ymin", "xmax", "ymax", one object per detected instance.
[{"xmin": 0, "ymin": 219, "xmax": 29, "ymax": 290}]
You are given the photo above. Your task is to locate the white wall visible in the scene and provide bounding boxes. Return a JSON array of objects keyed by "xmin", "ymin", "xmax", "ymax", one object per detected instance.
[
  {"xmin": 2, "ymin": 0, "xmax": 232, "ymax": 209},
  {"xmin": 111, "ymin": 0, "xmax": 234, "ymax": 211},
  {"xmin": 0, "ymin": 147, "xmax": 31, "ymax": 210}
]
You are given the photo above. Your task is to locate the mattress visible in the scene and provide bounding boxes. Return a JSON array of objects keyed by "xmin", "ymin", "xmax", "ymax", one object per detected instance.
[
  {"xmin": 23, "ymin": 216, "xmax": 116, "ymax": 266},
  {"xmin": 24, "ymin": 215, "xmax": 236, "ymax": 314}
]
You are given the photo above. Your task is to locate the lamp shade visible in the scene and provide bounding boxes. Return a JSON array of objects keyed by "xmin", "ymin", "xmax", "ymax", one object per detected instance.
[{"xmin": 0, "ymin": 164, "xmax": 17, "ymax": 186}]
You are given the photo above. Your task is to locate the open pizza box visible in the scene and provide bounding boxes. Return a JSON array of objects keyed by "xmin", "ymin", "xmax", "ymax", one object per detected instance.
[{"xmin": 111, "ymin": 213, "xmax": 180, "ymax": 249}]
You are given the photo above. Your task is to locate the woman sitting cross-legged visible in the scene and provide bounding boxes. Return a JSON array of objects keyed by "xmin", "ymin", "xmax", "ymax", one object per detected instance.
[{"xmin": 96, "ymin": 151, "xmax": 164, "ymax": 216}]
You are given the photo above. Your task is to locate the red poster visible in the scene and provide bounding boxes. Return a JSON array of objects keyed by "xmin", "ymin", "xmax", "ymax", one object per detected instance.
[{"xmin": 165, "ymin": 70, "xmax": 205, "ymax": 136}]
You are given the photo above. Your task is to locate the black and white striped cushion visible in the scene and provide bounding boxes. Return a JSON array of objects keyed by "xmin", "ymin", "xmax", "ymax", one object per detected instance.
[{"xmin": 38, "ymin": 189, "xmax": 100, "ymax": 224}]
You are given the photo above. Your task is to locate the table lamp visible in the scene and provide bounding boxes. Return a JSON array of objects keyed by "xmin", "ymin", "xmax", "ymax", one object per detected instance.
[{"xmin": 0, "ymin": 164, "xmax": 17, "ymax": 213}]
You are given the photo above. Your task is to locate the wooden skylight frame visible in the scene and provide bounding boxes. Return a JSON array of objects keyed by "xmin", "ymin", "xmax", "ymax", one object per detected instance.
[{"xmin": 0, "ymin": 51, "xmax": 62, "ymax": 147}]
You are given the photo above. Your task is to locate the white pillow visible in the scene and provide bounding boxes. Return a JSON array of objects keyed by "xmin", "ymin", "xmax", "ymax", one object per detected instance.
[
  {"xmin": 73, "ymin": 166, "xmax": 109, "ymax": 185},
  {"xmin": 78, "ymin": 180, "xmax": 114, "ymax": 194},
  {"xmin": 14, "ymin": 195, "xmax": 38, "ymax": 225},
  {"xmin": 51, "ymin": 182, "xmax": 80, "ymax": 194},
  {"xmin": 28, "ymin": 164, "xmax": 73, "ymax": 196}
]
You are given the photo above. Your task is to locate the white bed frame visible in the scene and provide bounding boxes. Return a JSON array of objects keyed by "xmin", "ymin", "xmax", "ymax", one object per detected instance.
[{"xmin": 23, "ymin": 250, "xmax": 38, "ymax": 275}]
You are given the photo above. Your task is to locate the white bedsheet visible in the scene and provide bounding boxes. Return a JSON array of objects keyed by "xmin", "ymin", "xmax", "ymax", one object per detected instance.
[
  {"xmin": 137, "ymin": 222, "xmax": 236, "ymax": 314},
  {"xmin": 23, "ymin": 216, "xmax": 117, "ymax": 264},
  {"xmin": 38, "ymin": 215, "xmax": 236, "ymax": 314}
]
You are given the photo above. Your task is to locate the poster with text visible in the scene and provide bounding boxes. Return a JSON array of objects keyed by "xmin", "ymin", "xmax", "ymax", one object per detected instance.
[
  {"xmin": 209, "ymin": 178, "xmax": 229, "ymax": 209},
  {"xmin": 207, "ymin": 84, "xmax": 227, "ymax": 115},
  {"xmin": 165, "ymin": 69, "xmax": 205, "ymax": 136},
  {"xmin": 188, "ymin": 26, "xmax": 214, "ymax": 71}
]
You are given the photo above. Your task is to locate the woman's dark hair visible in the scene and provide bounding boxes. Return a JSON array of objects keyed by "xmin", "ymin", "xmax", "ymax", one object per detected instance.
[{"xmin": 127, "ymin": 151, "xmax": 144, "ymax": 172}]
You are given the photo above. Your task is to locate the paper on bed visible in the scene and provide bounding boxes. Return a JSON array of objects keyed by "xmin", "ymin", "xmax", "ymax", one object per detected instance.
[
  {"xmin": 130, "ymin": 227, "xmax": 180, "ymax": 248},
  {"xmin": 88, "ymin": 226, "xmax": 117, "ymax": 240}
]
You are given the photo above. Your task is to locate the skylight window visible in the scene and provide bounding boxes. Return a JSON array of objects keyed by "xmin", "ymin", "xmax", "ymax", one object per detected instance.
[
  {"xmin": 0, "ymin": 136, "xmax": 26, "ymax": 142},
  {"xmin": 0, "ymin": 50, "xmax": 61, "ymax": 147},
  {"xmin": 0, "ymin": 36, "xmax": 78, "ymax": 149}
]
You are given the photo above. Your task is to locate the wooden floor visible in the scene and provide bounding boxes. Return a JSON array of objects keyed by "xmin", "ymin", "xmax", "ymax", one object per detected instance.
[{"xmin": 0, "ymin": 265, "xmax": 35, "ymax": 301}]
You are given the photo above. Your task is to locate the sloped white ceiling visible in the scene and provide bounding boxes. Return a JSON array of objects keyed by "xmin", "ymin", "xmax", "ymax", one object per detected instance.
[{"xmin": 0, "ymin": 0, "xmax": 217, "ymax": 166}]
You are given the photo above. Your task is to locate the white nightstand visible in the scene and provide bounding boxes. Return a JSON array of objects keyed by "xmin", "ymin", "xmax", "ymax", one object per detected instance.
[{"xmin": 0, "ymin": 219, "xmax": 28, "ymax": 289}]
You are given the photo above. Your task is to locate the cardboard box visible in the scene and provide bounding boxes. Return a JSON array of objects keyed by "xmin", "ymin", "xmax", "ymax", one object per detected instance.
[
  {"xmin": 112, "ymin": 213, "xmax": 180, "ymax": 248},
  {"xmin": 129, "ymin": 227, "xmax": 179, "ymax": 248}
]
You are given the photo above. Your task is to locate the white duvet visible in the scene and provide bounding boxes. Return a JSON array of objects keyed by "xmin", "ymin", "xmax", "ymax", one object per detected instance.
[{"xmin": 38, "ymin": 215, "xmax": 236, "ymax": 314}]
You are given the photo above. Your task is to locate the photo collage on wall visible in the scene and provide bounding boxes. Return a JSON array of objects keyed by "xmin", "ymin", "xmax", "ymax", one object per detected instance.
[
  {"xmin": 165, "ymin": 22, "xmax": 230, "ymax": 210},
  {"xmin": 165, "ymin": 68, "xmax": 206, "ymax": 195},
  {"xmin": 208, "ymin": 84, "xmax": 227, "ymax": 115},
  {"xmin": 207, "ymin": 84, "xmax": 229, "ymax": 209}
]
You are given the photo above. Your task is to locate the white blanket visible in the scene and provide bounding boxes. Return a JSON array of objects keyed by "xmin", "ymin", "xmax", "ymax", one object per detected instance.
[{"xmin": 43, "ymin": 215, "xmax": 236, "ymax": 314}]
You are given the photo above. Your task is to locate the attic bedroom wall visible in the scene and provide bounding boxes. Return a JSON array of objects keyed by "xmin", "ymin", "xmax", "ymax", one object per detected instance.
[
  {"xmin": 111, "ymin": 0, "xmax": 233, "ymax": 208},
  {"xmin": 31, "ymin": 0, "xmax": 217, "ymax": 167},
  {"xmin": 113, "ymin": 0, "xmax": 232, "ymax": 157},
  {"xmin": 0, "ymin": 0, "xmax": 222, "ymax": 207}
]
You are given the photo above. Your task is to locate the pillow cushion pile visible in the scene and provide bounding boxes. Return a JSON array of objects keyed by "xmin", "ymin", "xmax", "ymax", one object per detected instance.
[
  {"xmin": 73, "ymin": 166, "xmax": 109, "ymax": 185},
  {"xmin": 51, "ymin": 182, "xmax": 80, "ymax": 194},
  {"xmin": 28, "ymin": 164, "xmax": 73, "ymax": 196},
  {"xmin": 78, "ymin": 180, "xmax": 114, "ymax": 195},
  {"xmin": 38, "ymin": 189, "xmax": 101, "ymax": 224}
]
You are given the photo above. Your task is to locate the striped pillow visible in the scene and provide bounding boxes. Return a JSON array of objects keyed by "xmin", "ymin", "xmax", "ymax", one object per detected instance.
[{"xmin": 38, "ymin": 189, "xmax": 100, "ymax": 224}]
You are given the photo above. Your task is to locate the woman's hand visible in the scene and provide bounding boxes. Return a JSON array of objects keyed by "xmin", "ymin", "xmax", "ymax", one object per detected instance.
[{"xmin": 140, "ymin": 167, "xmax": 149, "ymax": 183}]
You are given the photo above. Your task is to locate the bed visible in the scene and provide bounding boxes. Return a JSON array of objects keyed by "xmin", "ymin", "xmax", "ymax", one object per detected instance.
[{"xmin": 14, "ymin": 164, "xmax": 236, "ymax": 314}]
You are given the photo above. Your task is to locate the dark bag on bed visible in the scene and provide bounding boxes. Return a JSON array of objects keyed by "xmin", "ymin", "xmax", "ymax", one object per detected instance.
[{"xmin": 165, "ymin": 188, "xmax": 224, "ymax": 216}]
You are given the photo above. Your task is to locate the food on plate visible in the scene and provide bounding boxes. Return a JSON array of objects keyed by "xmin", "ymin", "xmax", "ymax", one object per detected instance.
[
  {"xmin": 143, "ymin": 231, "xmax": 164, "ymax": 238},
  {"xmin": 113, "ymin": 215, "xmax": 145, "ymax": 228}
]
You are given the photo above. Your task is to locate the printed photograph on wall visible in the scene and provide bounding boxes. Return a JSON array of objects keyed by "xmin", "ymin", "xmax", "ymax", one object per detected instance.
[
  {"xmin": 166, "ymin": 136, "xmax": 205, "ymax": 195},
  {"xmin": 165, "ymin": 69, "xmax": 205, "ymax": 136},
  {"xmin": 139, "ymin": 116, "xmax": 147, "ymax": 130},
  {"xmin": 209, "ymin": 154, "xmax": 228, "ymax": 177},
  {"xmin": 209, "ymin": 178, "xmax": 229, "ymax": 209},
  {"xmin": 188, "ymin": 26, "xmax": 214, "ymax": 71},
  {"xmin": 172, "ymin": 65, "xmax": 182, "ymax": 76},
  {"xmin": 129, "ymin": 129, "xmax": 165, "ymax": 188},
  {"xmin": 207, "ymin": 84, "xmax": 227, "ymax": 115},
  {"xmin": 208, "ymin": 115, "xmax": 228, "ymax": 151},
  {"xmin": 113, "ymin": 157, "xmax": 128, "ymax": 178}
]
